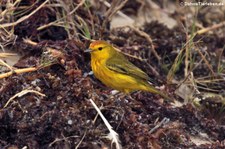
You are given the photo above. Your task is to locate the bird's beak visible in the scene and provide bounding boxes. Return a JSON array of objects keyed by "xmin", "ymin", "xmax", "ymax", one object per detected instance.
[{"xmin": 84, "ymin": 48, "xmax": 92, "ymax": 53}]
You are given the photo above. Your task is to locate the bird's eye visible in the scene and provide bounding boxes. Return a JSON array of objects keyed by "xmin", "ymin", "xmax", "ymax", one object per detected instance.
[{"xmin": 98, "ymin": 47, "xmax": 103, "ymax": 51}]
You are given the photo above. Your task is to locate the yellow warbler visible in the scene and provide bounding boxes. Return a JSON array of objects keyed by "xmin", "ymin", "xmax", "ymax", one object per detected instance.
[{"xmin": 86, "ymin": 40, "xmax": 172, "ymax": 100}]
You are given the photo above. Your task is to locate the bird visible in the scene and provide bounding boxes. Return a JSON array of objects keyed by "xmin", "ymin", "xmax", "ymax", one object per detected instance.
[{"xmin": 85, "ymin": 40, "xmax": 172, "ymax": 101}]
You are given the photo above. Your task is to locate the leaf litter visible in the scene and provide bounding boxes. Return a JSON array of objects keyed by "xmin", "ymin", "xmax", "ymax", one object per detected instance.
[{"xmin": 0, "ymin": 0, "xmax": 225, "ymax": 148}]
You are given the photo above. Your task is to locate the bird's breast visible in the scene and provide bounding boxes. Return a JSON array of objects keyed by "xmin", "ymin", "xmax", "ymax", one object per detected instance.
[
  {"xmin": 91, "ymin": 59, "xmax": 109, "ymax": 79},
  {"xmin": 91, "ymin": 58, "xmax": 146, "ymax": 93}
]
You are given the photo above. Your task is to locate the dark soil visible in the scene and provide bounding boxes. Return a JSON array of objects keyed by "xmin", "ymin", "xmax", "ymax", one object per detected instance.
[{"xmin": 0, "ymin": 0, "xmax": 225, "ymax": 149}]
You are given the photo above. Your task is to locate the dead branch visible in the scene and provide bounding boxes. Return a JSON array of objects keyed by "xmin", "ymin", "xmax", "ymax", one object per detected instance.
[
  {"xmin": 0, "ymin": 0, "xmax": 49, "ymax": 28},
  {"xmin": 130, "ymin": 26, "xmax": 161, "ymax": 62},
  {"xmin": 195, "ymin": 47, "xmax": 216, "ymax": 77},
  {"xmin": 0, "ymin": 67, "xmax": 37, "ymax": 79},
  {"xmin": 196, "ymin": 21, "xmax": 225, "ymax": 35},
  {"xmin": 101, "ymin": 0, "xmax": 129, "ymax": 30},
  {"xmin": 3, "ymin": 89, "xmax": 46, "ymax": 108}
]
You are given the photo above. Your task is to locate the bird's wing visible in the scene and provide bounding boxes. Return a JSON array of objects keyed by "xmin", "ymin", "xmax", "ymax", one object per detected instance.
[{"xmin": 106, "ymin": 55, "xmax": 150, "ymax": 81}]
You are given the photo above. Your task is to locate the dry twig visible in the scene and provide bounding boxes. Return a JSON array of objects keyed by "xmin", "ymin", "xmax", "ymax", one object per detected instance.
[
  {"xmin": 0, "ymin": 58, "xmax": 14, "ymax": 71},
  {"xmin": 3, "ymin": 89, "xmax": 45, "ymax": 108},
  {"xmin": 101, "ymin": 0, "xmax": 134, "ymax": 23},
  {"xmin": 48, "ymin": 135, "xmax": 79, "ymax": 147},
  {"xmin": 23, "ymin": 38, "xmax": 38, "ymax": 46},
  {"xmin": 184, "ymin": 33, "xmax": 190, "ymax": 77},
  {"xmin": 75, "ymin": 130, "xmax": 87, "ymax": 149},
  {"xmin": 195, "ymin": 47, "xmax": 215, "ymax": 77},
  {"xmin": 69, "ymin": 0, "xmax": 86, "ymax": 15},
  {"xmin": 196, "ymin": 21, "xmax": 225, "ymax": 35},
  {"xmin": 0, "ymin": 0, "xmax": 49, "ymax": 28},
  {"xmin": 89, "ymin": 98, "xmax": 122, "ymax": 149},
  {"xmin": 0, "ymin": 53, "xmax": 17, "ymax": 58},
  {"xmin": 101, "ymin": 0, "xmax": 129, "ymax": 30},
  {"xmin": 130, "ymin": 26, "xmax": 161, "ymax": 62},
  {"xmin": 176, "ymin": 53, "xmax": 205, "ymax": 89},
  {"xmin": 0, "ymin": 67, "xmax": 37, "ymax": 79}
]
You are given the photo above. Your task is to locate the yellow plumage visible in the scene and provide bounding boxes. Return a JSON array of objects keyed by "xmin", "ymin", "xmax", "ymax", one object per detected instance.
[{"xmin": 87, "ymin": 40, "xmax": 172, "ymax": 100}]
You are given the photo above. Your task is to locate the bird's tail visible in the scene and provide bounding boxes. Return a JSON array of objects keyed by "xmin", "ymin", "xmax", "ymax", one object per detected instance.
[{"xmin": 143, "ymin": 84, "xmax": 174, "ymax": 102}]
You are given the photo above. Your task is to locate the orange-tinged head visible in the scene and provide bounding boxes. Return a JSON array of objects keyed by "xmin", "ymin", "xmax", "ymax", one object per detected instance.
[
  {"xmin": 88, "ymin": 40, "xmax": 116, "ymax": 60},
  {"xmin": 89, "ymin": 40, "xmax": 108, "ymax": 49}
]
